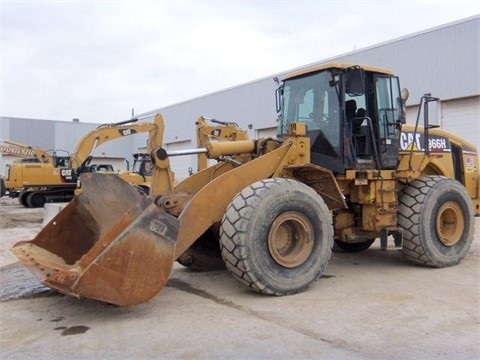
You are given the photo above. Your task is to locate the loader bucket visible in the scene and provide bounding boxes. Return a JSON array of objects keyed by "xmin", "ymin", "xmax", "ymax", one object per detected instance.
[{"xmin": 11, "ymin": 173, "xmax": 179, "ymax": 306}]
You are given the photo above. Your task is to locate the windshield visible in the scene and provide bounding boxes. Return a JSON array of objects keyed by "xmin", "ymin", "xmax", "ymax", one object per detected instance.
[
  {"xmin": 133, "ymin": 158, "xmax": 153, "ymax": 175},
  {"xmin": 278, "ymin": 70, "xmax": 341, "ymax": 149}
]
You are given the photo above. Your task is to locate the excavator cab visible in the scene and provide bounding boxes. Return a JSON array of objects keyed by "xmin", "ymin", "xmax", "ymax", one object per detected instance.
[
  {"xmin": 51, "ymin": 150, "xmax": 71, "ymax": 168},
  {"xmin": 277, "ymin": 65, "xmax": 404, "ymax": 173},
  {"xmin": 131, "ymin": 153, "xmax": 153, "ymax": 177}
]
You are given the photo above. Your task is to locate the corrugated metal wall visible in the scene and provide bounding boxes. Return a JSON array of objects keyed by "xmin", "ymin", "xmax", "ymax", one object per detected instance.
[
  {"xmin": 334, "ymin": 16, "xmax": 479, "ymax": 103},
  {"xmin": 9, "ymin": 118, "xmax": 56, "ymax": 150}
]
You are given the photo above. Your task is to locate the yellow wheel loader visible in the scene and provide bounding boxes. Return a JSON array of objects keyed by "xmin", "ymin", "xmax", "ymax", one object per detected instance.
[{"xmin": 12, "ymin": 63, "xmax": 479, "ymax": 306}]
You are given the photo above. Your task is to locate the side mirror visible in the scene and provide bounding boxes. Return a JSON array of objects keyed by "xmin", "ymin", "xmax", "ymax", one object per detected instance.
[
  {"xmin": 275, "ymin": 85, "xmax": 284, "ymax": 113},
  {"xmin": 398, "ymin": 88, "xmax": 410, "ymax": 124},
  {"xmin": 346, "ymin": 66, "xmax": 365, "ymax": 96}
]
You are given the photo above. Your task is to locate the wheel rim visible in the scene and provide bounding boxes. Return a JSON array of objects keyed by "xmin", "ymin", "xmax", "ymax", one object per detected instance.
[
  {"xmin": 436, "ymin": 201, "xmax": 464, "ymax": 246},
  {"xmin": 268, "ymin": 211, "xmax": 314, "ymax": 268}
]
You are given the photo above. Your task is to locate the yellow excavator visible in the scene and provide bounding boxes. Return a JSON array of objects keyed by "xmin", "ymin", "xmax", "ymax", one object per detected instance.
[
  {"xmin": 1, "ymin": 139, "xmax": 66, "ymax": 197},
  {"xmin": 4, "ymin": 116, "xmax": 164, "ymax": 207},
  {"xmin": 12, "ymin": 63, "xmax": 479, "ymax": 306}
]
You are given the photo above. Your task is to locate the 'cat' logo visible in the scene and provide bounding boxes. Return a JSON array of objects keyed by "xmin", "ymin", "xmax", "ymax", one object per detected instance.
[
  {"xmin": 118, "ymin": 129, "xmax": 137, "ymax": 136},
  {"xmin": 400, "ymin": 132, "xmax": 451, "ymax": 153}
]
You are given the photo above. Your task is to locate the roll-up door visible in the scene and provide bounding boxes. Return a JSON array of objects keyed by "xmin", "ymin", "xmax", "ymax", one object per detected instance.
[
  {"xmin": 442, "ymin": 97, "xmax": 480, "ymax": 150},
  {"xmin": 257, "ymin": 127, "xmax": 277, "ymax": 139},
  {"xmin": 165, "ymin": 140, "xmax": 193, "ymax": 181}
]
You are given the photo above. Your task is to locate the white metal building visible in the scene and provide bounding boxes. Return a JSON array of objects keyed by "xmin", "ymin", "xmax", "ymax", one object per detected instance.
[{"xmin": 1, "ymin": 15, "xmax": 478, "ymax": 180}]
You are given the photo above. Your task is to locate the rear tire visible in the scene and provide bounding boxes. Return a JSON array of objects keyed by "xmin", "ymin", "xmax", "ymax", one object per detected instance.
[
  {"xmin": 333, "ymin": 239, "xmax": 375, "ymax": 252},
  {"xmin": 398, "ymin": 176, "xmax": 474, "ymax": 267},
  {"xmin": 177, "ymin": 228, "xmax": 225, "ymax": 271},
  {"xmin": 219, "ymin": 178, "xmax": 333, "ymax": 295}
]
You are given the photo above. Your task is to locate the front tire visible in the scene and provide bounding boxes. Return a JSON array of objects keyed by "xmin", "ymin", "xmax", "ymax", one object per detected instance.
[
  {"xmin": 219, "ymin": 178, "xmax": 333, "ymax": 295},
  {"xmin": 398, "ymin": 176, "xmax": 474, "ymax": 267}
]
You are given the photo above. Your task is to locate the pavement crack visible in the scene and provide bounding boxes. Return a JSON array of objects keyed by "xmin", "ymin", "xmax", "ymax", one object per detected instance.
[{"xmin": 166, "ymin": 278, "xmax": 345, "ymax": 348}]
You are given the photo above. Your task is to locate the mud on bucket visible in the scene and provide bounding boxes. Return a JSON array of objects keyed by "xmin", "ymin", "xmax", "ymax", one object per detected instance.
[{"xmin": 11, "ymin": 173, "xmax": 179, "ymax": 306}]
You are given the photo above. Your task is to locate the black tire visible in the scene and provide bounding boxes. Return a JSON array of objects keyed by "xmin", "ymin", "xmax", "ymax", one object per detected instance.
[
  {"xmin": 19, "ymin": 192, "xmax": 30, "ymax": 207},
  {"xmin": 26, "ymin": 192, "xmax": 46, "ymax": 208},
  {"xmin": 177, "ymin": 228, "xmax": 225, "ymax": 271},
  {"xmin": 219, "ymin": 178, "xmax": 333, "ymax": 295},
  {"xmin": 333, "ymin": 239, "xmax": 375, "ymax": 252},
  {"xmin": 398, "ymin": 176, "xmax": 474, "ymax": 267},
  {"xmin": 0, "ymin": 178, "xmax": 6, "ymax": 197}
]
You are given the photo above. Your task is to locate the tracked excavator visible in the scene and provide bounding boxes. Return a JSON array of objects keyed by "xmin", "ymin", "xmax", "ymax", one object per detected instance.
[
  {"xmin": 4, "ymin": 116, "xmax": 164, "ymax": 207},
  {"xmin": 12, "ymin": 63, "xmax": 479, "ymax": 306},
  {"xmin": 1, "ymin": 139, "xmax": 61, "ymax": 197}
]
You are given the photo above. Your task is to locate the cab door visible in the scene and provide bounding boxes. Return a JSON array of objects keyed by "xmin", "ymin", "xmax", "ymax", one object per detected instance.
[{"xmin": 373, "ymin": 75, "xmax": 403, "ymax": 169}]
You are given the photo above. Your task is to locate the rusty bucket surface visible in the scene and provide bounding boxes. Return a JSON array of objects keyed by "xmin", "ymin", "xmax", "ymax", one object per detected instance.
[{"xmin": 11, "ymin": 173, "xmax": 179, "ymax": 306}]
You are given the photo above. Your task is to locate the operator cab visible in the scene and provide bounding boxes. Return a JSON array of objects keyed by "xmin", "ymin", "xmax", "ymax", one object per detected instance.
[
  {"xmin": 48, "ymin": 150, "xmax": 71, "ymax": 168},
  {"xmin": 132, "ymin": 153, "xmax": 153, "ymax": 176},
  {"xmin": 277, "ymin": 64, "xmax": 404, "ymax": 173}
]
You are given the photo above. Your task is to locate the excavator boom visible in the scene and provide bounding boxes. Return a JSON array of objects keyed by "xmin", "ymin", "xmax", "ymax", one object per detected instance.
[
  {"xmin": 70, "ymin": 115, "xmax": 164, "ymax": 169},
  {"xmin": 1, "ymin": 139, "xmax": 54, "ymax": 162}
]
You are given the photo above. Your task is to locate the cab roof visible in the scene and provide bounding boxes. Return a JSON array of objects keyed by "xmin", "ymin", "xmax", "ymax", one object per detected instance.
[{"xmin": 283, "ymin": 63, "xmax": 394, "ymax": 81}]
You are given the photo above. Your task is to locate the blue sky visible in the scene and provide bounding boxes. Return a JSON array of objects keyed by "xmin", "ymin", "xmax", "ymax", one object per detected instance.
[{"xmin": 1, "ymin": 0, "xmax": 479, "ymax": 123}]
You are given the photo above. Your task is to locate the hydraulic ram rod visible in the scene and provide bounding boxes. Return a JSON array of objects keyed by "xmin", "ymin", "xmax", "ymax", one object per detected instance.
[{"xmin": 164, "ymin": 139, "xmax": 256, "ymax": 158}]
